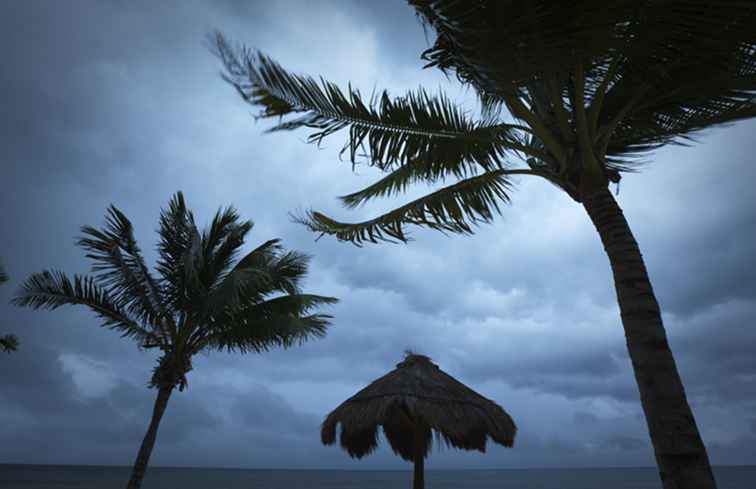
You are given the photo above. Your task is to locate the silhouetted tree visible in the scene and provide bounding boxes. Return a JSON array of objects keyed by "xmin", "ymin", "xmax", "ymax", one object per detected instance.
[
  {"xmin": 1, "ymin": 261, "xmax": 19, "ymax": 353},
  {"xmin": 213, "ymin": 2, "xmax": 756, "ymax": 487},
  {"xmin": 13, "ymin": 192, "xmax": 338, "ymax": 489}
]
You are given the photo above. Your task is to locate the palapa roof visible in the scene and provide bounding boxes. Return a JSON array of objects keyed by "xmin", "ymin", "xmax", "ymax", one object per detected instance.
[{"xmin": 321, "ymin": 353, "xmax": 516, "ymax": 461}]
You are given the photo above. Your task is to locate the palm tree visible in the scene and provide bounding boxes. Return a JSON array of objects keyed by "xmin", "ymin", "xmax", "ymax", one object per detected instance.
[
  {"xmin": 1, "ymin": 261, "xmax": 19, "ymax": 353},
  {"xmin": 212, "ymin": 2, "xmax": 756, "ymax": 487},
  {"xmin": 12, "ymin": 192, "xmax": 338, "ymax": 489}
]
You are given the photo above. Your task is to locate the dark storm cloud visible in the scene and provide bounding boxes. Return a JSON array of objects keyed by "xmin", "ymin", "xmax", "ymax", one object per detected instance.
[
  {"xmin": 0, "ymin": 342, "xmax": 219, "ymax": 465},
  {"xmin": 1, "ymin": 0, "xmax": 756, "ymax": 471},
  {"xmin": 601, "ymin": 435, "xmax": 647, "ymax": 452},
  {"xmin": 667, "ymin": 300, "xmax": 756, "ymax": 405},
  {"xmin": 229, "ymin": 385, "xmax": 320, "ymax": 441}
]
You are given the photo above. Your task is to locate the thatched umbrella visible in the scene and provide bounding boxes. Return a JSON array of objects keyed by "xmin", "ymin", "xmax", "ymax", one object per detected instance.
[{"xmin": 321, "ymin": 353, "xmax": 516, "ymax": 489}]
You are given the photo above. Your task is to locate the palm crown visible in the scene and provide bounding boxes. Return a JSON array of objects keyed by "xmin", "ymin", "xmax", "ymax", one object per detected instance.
[
  {"xmin": 212, "ymin": 0, "xmax": 755, "ymax": 245},
  {"xmin": 13, "ymin": 192, "xmax": 337, "ymax": 389}
]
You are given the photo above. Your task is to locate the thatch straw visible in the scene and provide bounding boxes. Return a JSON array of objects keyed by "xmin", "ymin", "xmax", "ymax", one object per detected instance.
[{"xmin": 321, "ymin": 353, "xmax": 516, "ymax": 461}]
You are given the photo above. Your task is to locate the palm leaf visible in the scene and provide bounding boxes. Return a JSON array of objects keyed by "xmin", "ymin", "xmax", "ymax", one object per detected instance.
[
  {"xmin": 411, "ymin": 1, "xmax": 755, "ymax": 94},
  {"xmin": 210, "ymin": 315, "xmax": 333, "ymax": 353},
  {"xmin": 338, "ymin": 134, "xmax": 554, "ymax": 209},
  {"xmin": 199, "ymin": 238, "xmax": 285, "ymax": 319},
  {"xmin": 338, "ymin": 162, "xmax": 426, "ymax": 209},
  {"xmin": 411, "ymin": 0, "xmax": 756, "ymax": 170},
  {"xmin": 200, "ymin": 221, "xmax": 252, "ymax": 290},
  {"xmin": 296, "ymin": 169, "xmax": 515, "ymax": 244},
  {"xmin": 411, "ymin": 1, "xmax": 632, "ymax": 92},
  {"xmin": 78, "ymin": 206, "xmax": 170, "ymax": 332},
  {"xmin": 248, "ymin": 293, "xmax": 338, "ymax": 316},
  {"xmin": 207, "ymin": 296, "xmax": 336, "ymax": 353},
  {"xmin": 157, "ymin": 192, "xmax": 197, "ymax": 310},
  {"xmin": 212, "ymin": 32, "xmax": 536, "ymax": 173},
  {"xmin": 12, "ymin": 270, "xmax": 163, "ymax": 346},
  {"xmin": 265, "ymin": 250, "xmax": 311, "ymax": 295},
  {"xmin": 0, "ymin": 334, "xmax": 18, "ymax": 353},
  {"xmin": 596, "ymin": 44, "xmax": 756, "ymax": 159},
  {"xmin": 202, "ymin": 205, "xmax": 244, "ymax": 254},
  {"xmin": 181, "ymin": 225, "xmax": 206, "ymax": 310},
  {"xmin": 200, "ymin": 206, "xmax": 253, "ymax": 288},
  {"xmin": 196, "ymin": 240, "xmax": 314, "ymax": 325},
  {"xmin": 231, "ymin": 238, "xmax": 282, "ymax": 273},
  {"xmin": 193, "ymin": 243, "xmax": 331, "ymax": 349},
  {"xmin": 201, "ymin": 267, "xmax": 274, "ymax": 322}
]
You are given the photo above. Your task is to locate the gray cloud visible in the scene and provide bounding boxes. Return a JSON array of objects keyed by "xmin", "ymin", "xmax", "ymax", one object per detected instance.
[
  {"xmin": 0, "ymin": 342, "xmax": 219, "ymax": 465},
  {"xmin": 1, "ymin": 0, "xmax": 755, "ymax": 471},
  {"xmin": 601, "ymin": 435, "xmax": 647, "ymax": 452}
]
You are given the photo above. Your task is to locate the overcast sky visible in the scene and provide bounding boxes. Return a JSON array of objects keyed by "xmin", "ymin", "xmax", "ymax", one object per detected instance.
[{"xmin": 1, "ymin": 0, "xmax": 755, "ymax": 471}]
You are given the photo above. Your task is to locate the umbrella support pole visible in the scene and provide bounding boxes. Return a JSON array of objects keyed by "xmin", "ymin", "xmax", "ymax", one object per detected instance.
[{"xmin": 413, "ymin": 424, "xmax": 424, "ymax": 489}]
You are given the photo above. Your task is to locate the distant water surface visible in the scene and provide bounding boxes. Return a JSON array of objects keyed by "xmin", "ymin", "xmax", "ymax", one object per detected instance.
[{"xmin": 1, "ymin": 464, "xmax": 753, "ymax": 489}]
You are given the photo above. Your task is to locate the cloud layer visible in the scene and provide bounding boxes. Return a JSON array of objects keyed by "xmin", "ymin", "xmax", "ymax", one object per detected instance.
[{"xmin": 1, "ymin": 0, "xmax": 755, "ymax": 469}]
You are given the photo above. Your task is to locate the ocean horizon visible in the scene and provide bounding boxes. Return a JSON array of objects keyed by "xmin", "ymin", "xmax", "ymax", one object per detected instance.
[{"xmin": 1, "ymin": 464, "xmax": 753, "ymax": 489}]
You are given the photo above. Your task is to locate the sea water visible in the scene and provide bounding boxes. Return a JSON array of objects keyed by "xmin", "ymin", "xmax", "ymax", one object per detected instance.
[{"xmin": 1, "ymin": 465, "xmax": 753, "ymax": 489}]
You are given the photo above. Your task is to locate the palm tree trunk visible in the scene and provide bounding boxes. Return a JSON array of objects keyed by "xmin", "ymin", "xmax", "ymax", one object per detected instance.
[
  {"xmin": 582, "ymin": 187, "xmax": 716, "ymax": 489},
  {"xmin": 126, "ymin": 386, "xmax": 173, "ymax": 489}
]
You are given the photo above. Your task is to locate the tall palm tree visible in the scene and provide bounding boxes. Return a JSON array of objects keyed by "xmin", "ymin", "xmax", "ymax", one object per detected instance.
[
  {"xmin": 212, "ymin": 2, "xmax": 756, "ymax": 487},
  {"xmin": 1, "ymin": 261, "xmax": 19, "ymax": 353},
  {"xmin": 12, "ymin": 192, "xmax": 338, "ymax": 489}
]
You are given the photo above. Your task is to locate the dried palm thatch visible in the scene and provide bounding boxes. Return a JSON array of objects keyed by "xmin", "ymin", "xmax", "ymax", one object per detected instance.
[{"xmin": 321, "ymin": 353, "xmax": 516, "ymax": 489}]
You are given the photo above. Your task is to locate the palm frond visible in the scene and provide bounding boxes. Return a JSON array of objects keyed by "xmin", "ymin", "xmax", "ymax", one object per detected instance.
[
  {"xmin": 338, "ymin": 162, "xmax": 424, "ymax": 209},
  {"xmin": 209, "ymin": 315, "xmax": 333, "ymax": 353},
  {"xmin": 411, "ymin": 0, "xmax": 756, "ymax": 170},
  {"xmin": 0, "ymin": 261, "xmax": 17, "ymax": 353},
  {"xmin": 201, "ymin": 221, "xmax": 253, "ymax": 290},
  {"xmin": 231, "ymin": 238, "xmax": 282, "ymax": 271},
  {"xmin": 201, "ymin": 267, "xmax": 274, "ymax": 322},
  {"xmin": 410, "ymin": 1, "xmax": 633, "ymax": 94},
  {"xmin": 246, "ymin": 293, "xmax": 339, "ymax": 317},
  {"xmin": 200, "ymin": 206, "xmax": 252, "ymax": 288},
  {"xmin": 205, "ymin": 292, "xmax": 336, "ymax": 353},
  {"xmin": 266, "ymin": 250, "xmax": 311, "ymax": 295},
  {"xmin": 297, "ymin": 169, "xmax": 515, "ymax": 245},
  {"xmin": 0, "ymin": 334, "xmax": 18, "ymax": 353},
  {"xmin": 197, "ymin": 238, "xmax": 284, "ymax": 320},
  {"xmin": 600, "ymin": 94, "xmax": 756, "ymax": 170},
  {"xmin": 203, "ymin": 205, "xmax": 244, "ymax": 253},
  {"xmin": 12, "ymin": 270, "xmax": 163, "ymax": 346},
  {"xmin": 194, "ymin": 241, "xmax": 329, "ymax": 348},
  {"xmin": 78, "ymin": 206, "xmax": 169, "ymax": 331},
  {"xmin": 181, "ymin": 225, "xmax": 207, "ymax": 310},
  {"xmin": 411, "ymin": 1, "xmax": 755, "ymax": 94},
  {"xmin": 195, "ymin": 239, "xmax": 313, "ymax": 325},
  {"xmin": 212, "ymin": 31, "xmax": 532, "ymax": 174},
  {"xmin": 596, "ymin": 36, "xmax": 756, "ymax": 164},
  {"xmin": 337, "ymin": 133, "xmax": 552, "ymax": 208},
  {"xmin": 157, "ymin": 192, "xmax": 197, "ymax": 309}
]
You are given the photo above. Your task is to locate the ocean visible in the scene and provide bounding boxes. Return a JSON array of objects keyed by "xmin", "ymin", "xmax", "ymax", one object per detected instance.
[{"xmin": 1, "ymin": 465, "xmax": 753, "ymax": 489}]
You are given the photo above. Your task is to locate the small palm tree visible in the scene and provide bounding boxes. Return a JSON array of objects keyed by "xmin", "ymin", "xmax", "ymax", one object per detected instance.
[
  {"xmin": 213, "ymin": 2, "xmax": 755, "ymax": 487},
  {"xmin": 0, "ymin": 334, "xmax": 18, "ymax": 353},
  {"xmin": 13, "ymin": 192, "xmax": 338, "ymax": 489},
  {"xmin": 1, "ymin": 261, "xmax": 19, "ymax": 353}
]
